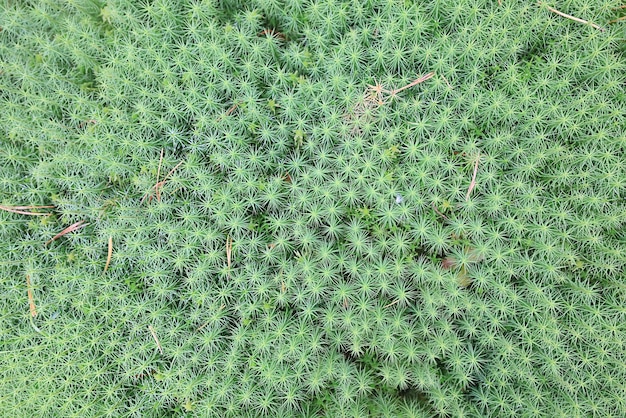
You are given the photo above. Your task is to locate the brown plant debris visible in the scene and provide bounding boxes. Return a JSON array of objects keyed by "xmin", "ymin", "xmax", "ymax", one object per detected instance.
[
  {"xmin": 26, "ymin": 275, "xmax": 37, "ymax": 318},
  {"xmin": 0, "ymin": 205, "xmax": 54, "ymax": 216},
  {"xmin": 45, "ymin": 220, "xmax": 88, "ymax": 245}
]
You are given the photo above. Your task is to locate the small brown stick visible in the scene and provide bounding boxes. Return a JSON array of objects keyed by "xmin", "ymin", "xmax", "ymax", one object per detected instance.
[
  {"xmin": 258, "ymin": 28, "xmax": 286, "ymax": 40},
  {"xmin": 384, "ymin": 299, "xmax": 399, "ymax": 308},
  {"xmin": 226, "ymin": 235, "xmax": 233, "ymax": 269},
  {"xmin": 440, "ymin": 74, "xmax": 452, "ymax": 89},
  {"xmin": 539, "ymin": 2, "xmax": 605, "ymax": 31},
  {"xmin": 103, "ymin": 236, "xmax": 113, "ymax": 274},
  {"xmin": 465, "ymin": 155, "xmax": 480, "ymax": 201},
  {"xmin": 45, "ymin": 220, "xmax": 88, "ymax": 245},
  {"xmin": 196, "ymin": 304, "xmax": 225, "ymax": 331},
  {"xmin": 432, "ymin": 202, "xmax": 449, "ymax": 220},
  {"xmin": 148, "ymin": 325, "xmax": 163, "ymax": 354},
  {"xmin": 608, "ymin": 16, "xmax": 626, "ymax": 24},
  {"xmin": 612, "ymin": 5, "xmax": 626, "ymax": 9},
  {"xmin": 0, "ymin": 205, "xmax": 54, "ymax": 216},
  {"xmin": 78, "ymin": 119, "xmax": 97, "ymax": 129},
  {"xmin": 155, "ymin": 148, "xmax": 164, "ymax": 202},
  {"xmin": 216, "ymin": 103, "xmax": 239, "ymax": 122},
  {"xmin": 390, "ymin": 72, "xmax": 435, "ymax": 96},
  {"xmin": 141, "ymin": 154, "xmax": 184, "ymax": 204},
  {"xmin": 26, "ymin": 275, "xmax": 37, "ymax": 318}
]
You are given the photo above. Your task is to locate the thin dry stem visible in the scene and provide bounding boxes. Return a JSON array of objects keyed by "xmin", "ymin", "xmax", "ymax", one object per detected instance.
[
  {"xmin": 148, "ymin": 325, "xmax": 163, "ymax": 354},
  {"xmin": 384, "ymin": 299, "xmax": 399, "ymax": 308},
  {"xmin": 0, "ymin": 205, "xmax": 54, "ymax": 216},
  {"xmin": 441, "ymin": 74, "xmax": 453, "ymax": 89},
  {"xmin": 156, "ymin": 148, "xmax": 164, "ymax": 202},
  {"xmin": 390, "ymin": 72, "xmax": 435, "ymax": 96},
  {"xmin": 432, "ymin": 202, "xmax": 449, "ymax": 220},
  {"xmin": 141, "ymin": 154, "xmax": 184, "ymax": 204},
  {"xmin": 465, "ymin": 155, "xmax": 480, "ymax": 201},
  {"xmin": 608, "ymin": 16, "xmax": 626, "ymax": 23},
  {"xmin": 226, "ymin": 235, "xmax": 233, "ymax": 270},
  {"xmin": 196, "ymin": 304, "xmax": 225, "ymax": 331},
  {"xmin": 539, "ymin": 2, "xmax": 605, "ymax": 31},
  {"xmin": 26, "ymin": 275, "xmax": 37, "ymax": 318},
  {"xmin": 217, "ymin": 103, "xmax": 239, "ymax": 122},
  {"xmin": 103, "ymin": 236, "xmax": 113, "ymax": 274},
  {"xmin": 45, "ymin": 220, "xmax": 88, "ymax": 245}
]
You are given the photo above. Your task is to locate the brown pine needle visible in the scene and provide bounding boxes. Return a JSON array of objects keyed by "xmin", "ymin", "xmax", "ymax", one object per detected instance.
[
  {"xmin": 384, "ymin": 299, "xmax": 399, "ymax": 308},
  {"xmin": 45, "ymin": 220, "xmax": 88, "ymax": 245},
  {"xmin": 0, "ymin": 205, "xmax": 54, "ymax": 216},
  {"xmin": 26, "ymin": 275, "xmax": 37, "ymax": 318},
  {"xmin": 217, "ymin": 103, "xmax": 239, "ymax": 122},
  {"xmin": 103, "ymin": 236, "xmax": 113, "ymax": 274},
  {"xmin": 465, "ymin": 155, "xmax": 480, "ymax": 201},
  {"xmin": 226, "ymin": 235, "xmax": 233, "ymax": 269},
  {"xmin": 441, "ymin": 74, "xmax": 453, "ymax": 89},
  {"xmin": 148, "ymin": 325, "xmax": 163, "ymax": 354},
  {"xmin": 608, "ymin": 16, "xmax": 626, "ymax": 24},
  {"xmin": 390, "ymin": 72, "xmax": 435, "ymax": 96},
  {"xmin": 155, "ymin": 148, "xmax": 164, "ymax": 202},
  {"xmin": 432, "ymin": 202, "xmax": 449, "ymax": 220},
  {"xmin": 539, "ymin": 2, "xmax": 605, "ymax": 31},
  {"xmin": 141, "ymin": 154, "xmax": 184, "ymax": 204},
  {"xmin": 196, "ymin": 304, "xmax": 225, "ymax": 331}
]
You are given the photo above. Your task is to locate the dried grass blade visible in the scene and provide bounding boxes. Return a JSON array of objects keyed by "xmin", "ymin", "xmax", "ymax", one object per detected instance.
[
  {"xmin": 156, "ymin": 148, "xmax": 164, "ymax": 202},
  {"xmin": 465, "ymin": 156, "xmax": 480, "ymax": 201},
  {"xmin": 608, "ymin": 16, "xmax": 626, "ymax": 24},
  {"xmin": 148, "ymin": 325, "xmax": 163, "ymax": 354},
  {"xmin": 384, "ymin": 299, "xmax": 399, "ymax": 308},
  {"xmin": 0, "ymin": 205, "xmax": 54, "ymax": 216},
  {"xmin": 540, "ymin": 2, "xmax": 605, "ymax": 31},
  {"xmin": 26, "ymin": 275, "xmax": 37, "ymax": 318},
  {"xmin": 226, "ymin": 235, "xmax": 232, "ymax": 269},
  {"xmin": 45, "ymin": 220, "xmax": 88, "ymax": 245},
  {"xmin": 103, "ymin": 236, "xmax": 113, "ymax": 273},
  {"xmin": 392, "ymin": 72, "xmax": 435, "ymax": 95}
]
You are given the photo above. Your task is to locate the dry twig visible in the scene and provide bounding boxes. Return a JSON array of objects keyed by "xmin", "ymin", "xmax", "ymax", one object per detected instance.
[
  {"xmin": 26, "ymin": 275, "xmax": 37, "ymax": 318},
  {"xmin": 389, "ymin": 72, "xmax": 435, "ymax": 96},
  {"xmin": 226, "ymin": 235, "xmax": 233, "ymax": 270},
  {"xmin": 432, "ymin": 202, "xmax": 449, "ymax": 220},
  {"xmin": 465, "ymin": 155, "xmax": 480, "ymax": 201},
  {"xmin": 141, "ymin": 150, "xmax": 184, "ymax": 204},
  {"xmin": 0, "ymin": 205, "xmax": 54, "ymax": 216},
  {"xmin": 148, "ymin": 325, "xmax": 163, "ymax": 354},
  {"xmin": 539, "ymin": 2, "xmax": 605, "ymax": 31},
  {"xmin": 384, "ymin": 299, "xmax": 399, "ymax": 308},
  {"xmin": 196, "ymin": 304, "xmax": 225, "ymax": 331},
  {"xmin": 45, "ymin": 220, "xmax": 88, "ymax": 245},
  {"xmin": 216, "ymin": 103, "xmax": 239, "ymax": 122},
  {"xmin": 608, "ymin": 16, "xmax": 626, "ymax": 24},
  {"xmin": 103, "ymin": 236, "xmax": 113, "ymax": 274}
]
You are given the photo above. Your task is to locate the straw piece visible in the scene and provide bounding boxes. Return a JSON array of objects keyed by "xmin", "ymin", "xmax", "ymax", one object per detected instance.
[
  {"xmin": 45, "ymin": 220, "xmax": 88, "ymax": 245},
  {"xmin": 148, "ymin": 325, "xmax": 163, "ymax": 354},
  {"xmin": 465, "ymin": 156, "xmax": 480, "ymax": 201},
  {"xmin": 103, "ymin": 236, "xmax": 113, "ymax": 273},
  {"xmin": 540, "ymin": 2, "xmax": 605, "ymax": 31},
  {"xmin": 0, "ymin": 205, "xmax": 54, "ymax": 216},
  {"xmin": 26, "ymin": 275, "xmax": 37, "ymax": 318}
]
